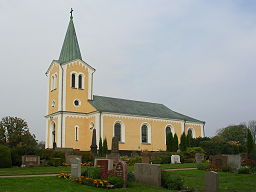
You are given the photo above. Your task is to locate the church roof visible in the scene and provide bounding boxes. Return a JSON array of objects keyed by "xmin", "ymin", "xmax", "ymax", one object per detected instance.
[
  {"xmin": 58, "ymin": 16, "xmax": 82, "ymax": 64},
  {"xmin": 89, "ymin": 95, "xmax": 204, "ymax": 123}
]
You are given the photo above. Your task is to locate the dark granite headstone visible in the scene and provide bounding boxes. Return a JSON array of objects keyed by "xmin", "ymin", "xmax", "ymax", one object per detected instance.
[
  {"xmin": 115, "ymin": 161, "xmax": 128, "ymax": 188},
  {"xmin": 90, "ymin": 129, "xmax": 97, "ymax": 155},
  {"xmin": 106, "ymin": 136, "xmax": 120, "ymax": 162},
  {"xmin": 210, "ymin": 155, "xmax": 228, "ymax": 169},
  {"xmin": 204, "ymin": 171, "xmax": 219, "ymax": 192},
  {"xmin": 94, "ymin": 158, "xmax": 113, "ymax": 171}
]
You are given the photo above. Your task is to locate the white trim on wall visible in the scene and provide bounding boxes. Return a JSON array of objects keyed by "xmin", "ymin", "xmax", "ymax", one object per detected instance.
[
  {"xmin": 57, "ymin": 116, "xmax": 61, "ymax": 147},
  {"xmin": 62, "ymin": 65, "xmax": 67, "ymax": 111},
  {"xmin": 95, "ymin": 113, "xmax": 100, "ymax": 147},
  {"xmin": 201, "ymin": 124, "xmax": 204, "ymax": 137},
  {"xmin": 45, "ymin": 118, "xmax": 49, "ymax": 148},
  {"xmin": 62, "ymin": 115, "xmax": 66, "ymax": 147}
]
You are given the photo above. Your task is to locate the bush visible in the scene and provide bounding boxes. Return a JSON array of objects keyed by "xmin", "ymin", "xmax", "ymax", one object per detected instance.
[
  {"xmin": 238, "ymin": 167, "xmax": 250, "ymax": 174},
  {"xmin": 11, "ymin": 145, "xmax": 37, "ymax": 166},
  {"xmin": 127, "ymin": 171, "xmax": 135, "ymax": 182},
  {"xmin": 71, "ymin": 151, "xmax": 94, "ymax": 163},
  {"xmin": 0, "ymin": 145, "xmax": 12, "ymax": 168},
  {"xmin": 222, "ymin": 166, "xmax": 232, "ymax": 172},
  {"xmin": 127, "ymin": 156, "xmax": 142, "ymax": 166},
  {"xmin": 161, "ymin": 172, "xmax": 184, "ymax": 190},
  {"xmin": 47, "ymin": 158, "xmax": 64, "ymax": 167},
  {"xmin": 81, "ymin": 166, "xmax": 101, "ymax": 179},
  {"xmin": 108, "ymin": 176, "xmax": 124, "ymax": 188},
  {"xmin": 196, "ymin": 163, "xmax": 210, "ymax": 170},
  {"xmin": 151, "ymin": 152, "xmax": 171, "ymax": 164}
]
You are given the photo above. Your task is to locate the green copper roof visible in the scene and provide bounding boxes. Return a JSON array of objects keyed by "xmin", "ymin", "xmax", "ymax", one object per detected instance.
[
  {"xmin": 89, "ymin": 95, "xmax": 204, "ymax": 123},
  {"xmin": 58, "ymin": 16, "xmax": 82, "ymax": 64}
]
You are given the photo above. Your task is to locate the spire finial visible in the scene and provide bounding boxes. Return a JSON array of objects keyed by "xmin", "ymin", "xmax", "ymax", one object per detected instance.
[{"xmin": 70, "ymin": 8, "xmax": 74, "ymax": 19}]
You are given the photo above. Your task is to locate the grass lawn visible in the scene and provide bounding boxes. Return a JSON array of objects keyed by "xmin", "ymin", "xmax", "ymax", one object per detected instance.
[
  {"xmin": 160, "ymin": 163, "xmax": 197, "ymax": 169},
  {"xmin": 170, "ymin": 170, "xmax": 256, "ymax": 192},
  {"xmin": 0, "ymin": 166, "xmax": 71, "ymax": 176},
  {"xmin": 0, "ymin": 176, "xmax": 168, "ymax": 192}
]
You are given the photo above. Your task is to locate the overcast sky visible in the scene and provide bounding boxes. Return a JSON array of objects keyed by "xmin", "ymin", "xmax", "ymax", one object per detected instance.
[{"xmin": 0, "ymin": 0, "xmax": 256, "ymax": 141}]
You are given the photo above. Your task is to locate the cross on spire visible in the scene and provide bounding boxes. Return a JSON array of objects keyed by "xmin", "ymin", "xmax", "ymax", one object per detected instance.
[{"xmin": 70, "ymin": 8, "xmax": 74, "ymax": 19}]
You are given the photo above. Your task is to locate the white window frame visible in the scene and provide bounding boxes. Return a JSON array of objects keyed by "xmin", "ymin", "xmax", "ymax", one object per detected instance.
[
  {"xmin": 165, "ymin": 125, "xmax": 175, "ymax": 144},
  {"xmin": 187, "ymin": 127, "xmax": 196, "ymax": 138},
  {"xmin": 140, "ymin": 122, "xmax": 151, "ymax": 144},
  {"xmin": 70, "ymin": 72, "xmax": 77, "ymax": 88},
  {"xmin": 77, "ymin": 73, "xmax": 85, "ymax": 89},
  {"xmin": 113, "ymin": 120, "xmax": 125, "ymax": 143}
]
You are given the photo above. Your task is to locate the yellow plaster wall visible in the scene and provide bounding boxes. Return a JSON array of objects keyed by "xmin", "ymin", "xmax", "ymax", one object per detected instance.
[
  {"xmin": 185, "ymin": 124, "xmax": 202, "ymax": 138},
  {"xmin": 48, "ymin": 64, "xmax": 60, "ymax": 115},
  {"xmin": 65, "ymin": 116, "xmax": 96, "ymax": 151},
  {"xmin": 65, "ymin": 61, "xmax": 96, "ymax": 113},
  {"xmin": 47, "ymin": 117, "xmax": 58, "ymax": 148},
  {"xmin": 102, "ymin": 115, "xmax": 183, "ymax": 151}
]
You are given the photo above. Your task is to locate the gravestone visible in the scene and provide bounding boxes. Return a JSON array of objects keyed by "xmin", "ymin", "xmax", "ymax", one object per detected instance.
[
  {"xmin": 66, "ymin": 155, "xmax": 82, "ymax": 164},
  {"xmin": 195, "ymin": 153, "xmax": 205, "ymax": 163},
  {"xmin": 115, "ymin": 161, "xmax": 128, "ymax": 188},
  {"xmin": 90, "ymin": 129, "xmax": 97, "ymax": 155},
  {"xmin": 106, "ymin": 137, "xmax": 120, "ymax": 162},
  {"xmin": 204, "ymin": 171, "xmax": 219, "ymax": 192},
  {"xmin": 210, "ymin": 155, "xmax": 228, "ymax": 169},
  {"xmin": 171, "ymin": 155, "xmax": 181, "ymax": 164},
  {"xmin": 71, "ymin": 158, "xmax": 81, "ymax": 178},
  {"xmin": 135, "ymin": 163, "xmax": 161, "ymax": 187},
  {"xmin": 224, "ymin": 154, "xmax": 241, "ymax": 170},
  {"xmin": 142, "ymin": 151, "xmax": 151, "ymax": 164},
  {"xmin": 94, "ymin": 158, "xmax": 113, "ymax": 171},
  {"xmin": 22, "ymin": 155, "xmax": 40, "ymax": 167}
]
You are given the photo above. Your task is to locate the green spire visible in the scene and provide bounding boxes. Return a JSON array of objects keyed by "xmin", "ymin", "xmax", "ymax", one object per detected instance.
[{"xmin": 58, "ymin": 13, "xmax": 82, "ymax": 64}]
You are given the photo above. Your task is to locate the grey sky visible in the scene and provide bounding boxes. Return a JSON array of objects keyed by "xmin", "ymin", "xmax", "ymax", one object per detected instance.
[{"xmin": 0, "ymin": 0, "xmax": 255, "ymax": 141}]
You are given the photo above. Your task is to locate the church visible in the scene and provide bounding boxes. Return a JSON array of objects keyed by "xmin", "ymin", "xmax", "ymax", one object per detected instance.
[{"xmin": 45, "ymin": 13, "xmax": 205, "ymax": 152}]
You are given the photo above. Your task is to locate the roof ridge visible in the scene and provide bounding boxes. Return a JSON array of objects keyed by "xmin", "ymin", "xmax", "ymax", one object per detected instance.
[{"xmin": 93, "ymin": 95, "xmax": 164, "ymax": 105}]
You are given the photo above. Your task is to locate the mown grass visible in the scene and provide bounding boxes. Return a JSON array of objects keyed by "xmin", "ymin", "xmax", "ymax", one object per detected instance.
[{"xmin": 0, "ymin": 176, "xmax": 168, "ymax": 192}]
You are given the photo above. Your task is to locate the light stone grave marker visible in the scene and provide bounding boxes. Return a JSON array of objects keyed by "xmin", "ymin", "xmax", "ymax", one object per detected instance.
[
  {"xmin": 71, "ymin": 158, "xmax": 81, "ymax": 178},
  {"xmin": 171, "ymin": 155, "xmax": 181, "ymax": 164},
  {"xmin": 195, "ymin": 153, "xmax": 205, "ymax": 163},
  {"xmin": 204, "ymin": 171, "xmax": 219, "ymax": 192},
  {"xmin": 22, "ymin": 155, "xmax": 40, "ymax": 167}
]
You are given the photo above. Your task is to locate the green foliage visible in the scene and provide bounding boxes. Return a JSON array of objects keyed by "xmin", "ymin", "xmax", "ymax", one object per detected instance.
[
  {"xmin": 186, "ymin": 147, "xmax": 205, "ymax": 155},
  {"xmin": 179, "ymin": 132, "xmax": 187, "ymax": 152},
  {"xmin": 11, "ymin": 145, "xmax": 38, "ymax": 166},
  {"xmin": 191, "ymin": 137, "xmax": 211, "ymax": 147},
  {"xmin": 127, "ymin": 156, "xmax": 142, "ymax": 166},
  {"xmin": 247, "ymin": 129, "xmax": 254, "ymax": 154},
  {"xmin": 161, "ymin": 172, "xmax": 184, "ymax": 190},
  {"xmin": 127, "ymin": 171, "xmax": 135, "ymax": 182},
  {"xmin": 166, "ymin": 132, "xmax": 174, "ymax": 152},
  {"xmin": 196, "ymin": 163, "xmax": 210, "ymax": 170},
  {"xmin": 217, "ymin": 124, "xmax": 247, "ymax": 145},
  {"xmin": 0, "ymin": 145, "xmax": 12, "ymax": 168},
  {"xmin": 187, "ymin": 132, "xmax": 192, "ymax": 148},
  {"xmin": 108, "ymin": 176, "xmax": 124, "ymax": 188},
  {"xmin": 173, "ymin": 133, "xmax": 178, "ymax": 152},
  {"xmin": 98, "ymin": 138, "xmax": 103, "ymax": 157},
  {"xmin": 222, "ymin": 166, "xmax": 232, "ymax": 172},
  {"xmin": 70, "ymin": 150, "xmax": 94, "ymax": 163},
  {"xmin": 238, "ymin": 167, "xmax": 250, "ymax": 174},
  {"xmin": 102, "ymin": 138, "xmax": 108, "ymax": 157},
  {"xmin": 81, "ymin": 166, "xmax": 101, "ymax": 179},
  {"xmin": 151, "ymin": 152, "xmax": 171, "ymax": 164},
  {"xmin": 47, "ymin": 158, "xmax": 64, "ymax": 167}
]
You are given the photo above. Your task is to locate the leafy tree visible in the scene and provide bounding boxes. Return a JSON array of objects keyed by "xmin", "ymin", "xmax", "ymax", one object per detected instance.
[
  {"xmin": 0, "ymin": 145, "xmax": 12, "ymax": 168},
  {"xmin": 102, "ymin": 138, "xmax": 108, "ymax": 157},
  {"xmin": 217, "ymin": 124, "xmax": 247, "ymax": 145},
  {"xmin": 0, "ymin": 116, "xmax": 37, "ymax": 147},
  {"xmin": 247, "ymin": 120, "xmax": 256, "ymax": 143},
  {"xmin": 173, "ymin": 133, "xmax": 179, "ymax": 152},
  {"xmin": 179, "ymin": 132, "xmax": 187, "ymax": 152},
  {"xmin": 191, "ymin": 137, "xmax": 211, "ymax": 147},
  {"xmin": 98, "ymin": 137, "xmax": 103, "ymax": 157},
  {"xmin": 247, "ymin": 129, "xmax": 254, "ymax": 154},
  {"xmin": 166, "ymin": 132, "xmax": 173, "ymax": 152}
]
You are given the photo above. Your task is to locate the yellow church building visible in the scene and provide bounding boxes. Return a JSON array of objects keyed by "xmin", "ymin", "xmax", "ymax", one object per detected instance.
[{"xmin": 45, "ymin": 13, "xmax": 205, "ymax": 152}]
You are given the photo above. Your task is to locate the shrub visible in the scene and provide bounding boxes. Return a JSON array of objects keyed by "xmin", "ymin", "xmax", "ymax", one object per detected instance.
[
  {"xmin": 127, "ymin": 171, "xmax": 135, "ymax": 182},
  {"xmin": 71, "ymin": 151, "xmax": 94, "ymax": 163},
  {"xmin": 196, "ymin": 163, "xmax": 210, "ymax": 170},
  {"xmin": 47, "ymin": 158, "xmax": 64, "ymax": 167},
  {"xmin": 0, "ymin": 145, "xmax": 12, "ymax": 168},
  {"xmin": 151, "ymin": 156, "xmax": 162, "ymax": 164},
  {"xmin": 108, "ymin": 176, "xmax": 124, "ymax": 188},
  {"xmin": 222, "ymin": 166, "xmax": 232, "ymax": 172},
  {"xmin": 11, "ymin": 145, "xmax": 37, "ymax": 166},
  {"xmin": 127, "ymin": 156, "xmax": 142, "ymax": 166},
  {"xmin": 238, "ymin": 167, "xmax": 250, "ymax": 174},
  {"xmin": 81, "ymin": 166, "xmax": 101, "ymax": 179},
  {"xmin": 161, "ymin": 172, "xmax": 184, "ymax": 190}
]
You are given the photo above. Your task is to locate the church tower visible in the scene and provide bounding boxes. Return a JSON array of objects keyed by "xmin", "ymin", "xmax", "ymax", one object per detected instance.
[{"xmin": 45, "ymin": 12, "xmax": 96, "ymax": 149}]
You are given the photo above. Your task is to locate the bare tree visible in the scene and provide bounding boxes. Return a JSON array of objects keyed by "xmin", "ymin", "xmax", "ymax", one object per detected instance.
[{"xmin": 248, "ymin": 120, "xmax": 256, "ymax": 143}]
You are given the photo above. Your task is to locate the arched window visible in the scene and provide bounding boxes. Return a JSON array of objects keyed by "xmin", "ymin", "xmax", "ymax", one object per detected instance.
[
  {"xmin": 71, "ymin": 73, "xmax": 76, "ymax": 88},
  {"xmin": 141, "ymin": 124, "xmax": 148, "ymax": 143},
  {"xmin": 165, "ymin": 126, "xmax": 171, "ymax": 144},
  {"xmin": 51, "ymin": 122, "xmax": 56, "ymax": 148},
  {"xmin": 78, "ymin": 74, "xmax": 83, "ymax": 89},
  {"xmin": 75, "ymin": 126, "xmax": 79, "ymax": 141},
  {"xmin": 114, "ymin": 122, "xmax": 121, "ymax": 142},
  {"xmin": 54, "ymin": 74, "xmax": 57, "ymax": 89},
  {"xmin": 188, "ymin": 128, "xmax": 195, "ymax": 138},
  {"xmin": 51, "ymin": 76, "xmax": 54, "ymax": 90}
]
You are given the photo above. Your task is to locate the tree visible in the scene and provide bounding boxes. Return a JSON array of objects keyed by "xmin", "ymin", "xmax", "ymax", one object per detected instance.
[
  {"xmin": 187, "ymin": 131, "xmax": 192, "ymax": 147},
  {"xmin": 166, "ymin": 132, "xmax": 173, "ymax": 152},
  {"xmin": 98, "ymin": 137, "xmax": 103, "ymax": 157},
  {"xmin": 247, "ymin": 129, "xmax": 254, "ymax": 154},
  {"xmin": 217, "ymin": 124, "xmax": 247, "ymax": 145},
  {"xmin": 173, "ymin": 133, "xmax": 179, "ymax": 152},
  {"xmin": 247, "ymin": 120, "xmax": 256, "ymax": 143},
  {"xmin": 179, "ymin": 132, "xmax": 187, "ymax": 151},
  {"xmin": 102, "ymin": 138, "xmax": 108, "ymax": 157},
  {"xmin": 0, "ymin": 117, "xmax": 37, "ymax": 147}
]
